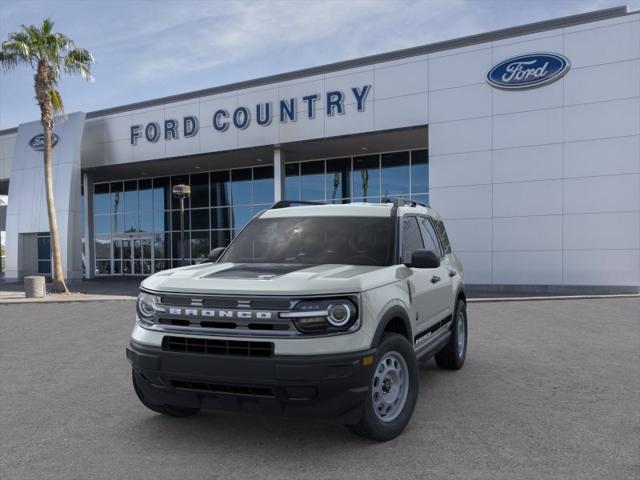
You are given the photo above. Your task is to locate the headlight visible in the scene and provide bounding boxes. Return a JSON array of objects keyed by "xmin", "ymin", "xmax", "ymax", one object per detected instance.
[
  {"xmin": 137, "ymin": 292, "xmax": 159, "ymax": 323},
  {"xmin": 281, "ymin": 298, "xmax": 358, "ymax": 334}
]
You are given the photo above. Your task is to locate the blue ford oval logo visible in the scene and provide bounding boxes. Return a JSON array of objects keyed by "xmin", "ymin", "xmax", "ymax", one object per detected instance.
[
  {"xmin": 29, "ymin": 133, "xmax": 59, "ymax": 151},
  {"xmin": 487, "ymin": 53, "xmax": 570, "ymax": 90}
]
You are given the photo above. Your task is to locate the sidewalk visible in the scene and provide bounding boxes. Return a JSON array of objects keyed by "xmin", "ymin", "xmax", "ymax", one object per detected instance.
[
  {"xmin": 0, "ymin": 277, "xmax": 139, "ymax": 303},
  {"xmin": 0, "ymin": 276, "xmax": 637, "ymax": 304}
]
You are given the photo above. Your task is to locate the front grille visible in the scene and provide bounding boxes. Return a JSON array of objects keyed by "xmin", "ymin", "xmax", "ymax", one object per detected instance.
[
  {"xmin": 171, "ymin": 380, "xmax": 275, "ymax": 397},
  {"xmin": 162, "ymin": 336, "xmax": 274, "ymax": 357}
]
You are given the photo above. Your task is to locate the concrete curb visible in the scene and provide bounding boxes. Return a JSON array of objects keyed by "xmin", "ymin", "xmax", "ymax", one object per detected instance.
[
  {"xmin": 0, "ymin": 295, "xmax": 136, "ymax": 304},
  {"xmin": 467, "ymin": 293, "xmax": 640, "ymax": 303}
]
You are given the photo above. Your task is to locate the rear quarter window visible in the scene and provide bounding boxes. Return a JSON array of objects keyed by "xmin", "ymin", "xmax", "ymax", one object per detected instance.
[{"xmin": 433, "ymin": 219, "xmax": 452, "ymax": 254}]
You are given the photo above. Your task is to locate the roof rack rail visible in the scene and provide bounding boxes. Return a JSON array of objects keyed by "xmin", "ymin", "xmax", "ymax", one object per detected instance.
[
  {"xmin": 384, "ymin": 197, "xmax": 430, "ymax": 208},
  {"xmin": 271, "ymin": 200, "xmax": 326, "ymax": 209}
]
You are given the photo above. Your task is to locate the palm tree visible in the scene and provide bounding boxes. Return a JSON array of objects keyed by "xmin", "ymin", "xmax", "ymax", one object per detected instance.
[{"xmin": 0, "ymin": 19, "xmax": 94, "ymax": 292}]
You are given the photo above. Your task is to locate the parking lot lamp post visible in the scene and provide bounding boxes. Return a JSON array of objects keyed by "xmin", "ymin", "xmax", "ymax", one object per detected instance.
[{"xmin": 172, "ymin": 185, "xmax": 191, "ymax": 266}]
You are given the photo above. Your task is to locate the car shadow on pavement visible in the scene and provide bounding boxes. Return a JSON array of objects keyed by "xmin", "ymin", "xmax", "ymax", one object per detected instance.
[{"xmin": 122, "ymin": 359, "xmax": 446, "ymax": 451}]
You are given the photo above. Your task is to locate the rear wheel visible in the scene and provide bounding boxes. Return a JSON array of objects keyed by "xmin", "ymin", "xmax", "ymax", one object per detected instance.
[
  {"xmin": 347, "ymin": 333, "xmax": 418, "ymax": 441},
  {"xmin": 435, "ymin": 299, "xmax": 467, "ymax": 370},
  {"xmin": 132, "ymin": 370, "xmax": 200, "ymax": 417}
]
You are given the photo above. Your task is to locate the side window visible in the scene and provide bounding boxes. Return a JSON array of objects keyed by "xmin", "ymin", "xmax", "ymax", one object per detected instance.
[
  {"xmin": 433, "ymin": 218, "xmax": 452, "ymax": 254},
  {"xmin": 418, "ymin": 217, "xmax": 442, "ymax": 257},
  {"xmin": 402, "ymin": 217, "xmax": 424, "ymax": 264}
]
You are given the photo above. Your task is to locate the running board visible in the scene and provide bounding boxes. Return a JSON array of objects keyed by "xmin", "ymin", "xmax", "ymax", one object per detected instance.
[{"xmin": 415, "ymin": 330, "xmax": 451, "ymax": 361}]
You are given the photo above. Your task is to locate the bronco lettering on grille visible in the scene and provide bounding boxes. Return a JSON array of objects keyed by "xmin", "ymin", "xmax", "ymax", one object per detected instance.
[{"xmin": 156, "ymin": 306, "xmax": 273, "ymax": 320}]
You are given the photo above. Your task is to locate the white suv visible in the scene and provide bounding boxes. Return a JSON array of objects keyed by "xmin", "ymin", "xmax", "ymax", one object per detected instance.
[{"xmin": 127, "ymin": 199, "xmax": 467, "ymax": 441}]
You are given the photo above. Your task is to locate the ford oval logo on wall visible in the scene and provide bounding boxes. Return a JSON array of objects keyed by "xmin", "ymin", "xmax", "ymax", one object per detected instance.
[
  {"xmin": 487, "ymin": 53, "xmax": 570, "ymax": 90},
  {"xmin": 29, "ymin": 133, "xmax": 59, "ymax": 151}
]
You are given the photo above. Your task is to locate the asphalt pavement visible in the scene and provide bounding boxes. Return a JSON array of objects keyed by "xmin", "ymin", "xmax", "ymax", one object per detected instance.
[{"xmin": 1, "ymin": 298, "xmax": 638, "ymax": 480}]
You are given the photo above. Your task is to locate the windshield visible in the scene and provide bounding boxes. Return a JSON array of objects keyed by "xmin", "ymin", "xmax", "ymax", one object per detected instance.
[{"xmin": 220, "ymin": 216, "xmax": 395, "ymax": 266}]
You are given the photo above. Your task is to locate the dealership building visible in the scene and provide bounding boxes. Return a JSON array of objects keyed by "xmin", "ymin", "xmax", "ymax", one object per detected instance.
[{"xmin": 0, "ymin": 6, "xmax": 638, "ymax": 292}]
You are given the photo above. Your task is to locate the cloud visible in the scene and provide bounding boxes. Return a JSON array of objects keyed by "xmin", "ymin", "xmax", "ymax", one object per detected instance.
[
  {"xmin": 0, "ymin": 0, "xmax": 626, "ymax": 129},
  {"xmin": 107, "ymin": 0, "xmax": 471, "ymax": 81}
]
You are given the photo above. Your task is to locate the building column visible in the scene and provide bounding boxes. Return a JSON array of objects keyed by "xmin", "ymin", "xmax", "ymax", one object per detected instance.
[
  {"xmin": 273, "ymin": 146, "xmax": 285, "ymax": 202},
  {"xmin": 82, "ymin": 171, "xmax": 95, "ymax": 279}
]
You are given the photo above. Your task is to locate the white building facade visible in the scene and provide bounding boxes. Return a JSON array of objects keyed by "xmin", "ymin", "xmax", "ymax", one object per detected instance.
[{"xmin": 0, "ymin": 6, "xmax": 638, "ymax": 292}]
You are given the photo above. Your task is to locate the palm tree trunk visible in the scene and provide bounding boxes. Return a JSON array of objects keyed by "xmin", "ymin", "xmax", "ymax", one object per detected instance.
[
  {"xmin": 43, "ymin": 123, "xmax": 68, "ymax": 293},
  {"xmin": 35, "ymin": 62, "xmax": 69, "ymax": 294}
]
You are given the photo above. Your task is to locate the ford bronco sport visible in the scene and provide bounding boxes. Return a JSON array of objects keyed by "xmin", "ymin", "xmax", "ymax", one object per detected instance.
[{"xmin": 127, "ymin": 199, "xmax": 467, "ymax": 441}]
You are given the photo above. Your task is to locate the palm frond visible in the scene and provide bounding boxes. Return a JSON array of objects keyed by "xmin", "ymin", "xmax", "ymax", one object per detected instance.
[
  {"xmin": 2, "ymin": 18, "xmax": 95, "ymax": 116},
  {"xmin": 64, "ymin": 47, "xmax": 94, "ymax": 81},
  {"xmin": 0, "ymin": 50, "xmax": 19, "ymax": 70},
  {"xmin": 41, "ymin": 18, "xmax": 55, "ymax": 35},
  {"xmin": 50, "ymin": 88, "xmax": 64, "ymax": 114}
]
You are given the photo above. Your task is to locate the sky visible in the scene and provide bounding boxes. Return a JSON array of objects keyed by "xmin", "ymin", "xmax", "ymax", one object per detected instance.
[{"xmin": 0, "ymin": 0, "xmax": 637, "ymax": 130}]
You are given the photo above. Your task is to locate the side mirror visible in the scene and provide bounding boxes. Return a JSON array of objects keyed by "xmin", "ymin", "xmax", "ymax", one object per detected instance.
[
  {"xmin": 207, "ymin": 247, "xmax": 226, "ymax": 263},
  {"xmin": 406, "ymin": 249, "xmax": 440, "ymax": 269}
]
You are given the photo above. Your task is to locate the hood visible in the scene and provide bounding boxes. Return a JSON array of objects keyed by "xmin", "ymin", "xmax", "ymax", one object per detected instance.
[{"xmin": 141, "ymin": 262, "xmax": 398, "ymax": 296}]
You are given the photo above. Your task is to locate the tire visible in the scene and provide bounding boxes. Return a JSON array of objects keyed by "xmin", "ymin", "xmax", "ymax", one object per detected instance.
[
  {"xmin": 347, "ymin": 333, "xmax": 418, "ymax": 441},
  {"xmin": 435, "ymin": 299, "xmax": 467, "ymax": 370},
  {"xmin": 132, "ymin": 370, "xmax": 200, "ymax": 418}
]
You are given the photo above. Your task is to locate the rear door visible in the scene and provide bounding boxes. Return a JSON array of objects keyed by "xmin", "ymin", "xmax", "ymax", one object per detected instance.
[{"xmin": 417, "ymin": 216, "xmax": 453, "ymax": 326}]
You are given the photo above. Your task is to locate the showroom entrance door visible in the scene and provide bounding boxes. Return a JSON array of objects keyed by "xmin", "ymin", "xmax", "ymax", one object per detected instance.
[{"xmin": 114, "ymin": 236, "xmax": 154, "ymax": 275}]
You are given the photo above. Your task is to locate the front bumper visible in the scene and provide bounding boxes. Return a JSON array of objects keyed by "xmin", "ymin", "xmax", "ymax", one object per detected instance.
[{"xmin": 126, "ymin": 340, "xmax": 375, "ymax": 423}]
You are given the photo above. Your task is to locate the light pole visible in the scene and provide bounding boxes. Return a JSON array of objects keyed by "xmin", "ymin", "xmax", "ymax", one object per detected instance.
[{"xmin": 172, "ymin": 184, "xmax": 191, "ymax": 266}]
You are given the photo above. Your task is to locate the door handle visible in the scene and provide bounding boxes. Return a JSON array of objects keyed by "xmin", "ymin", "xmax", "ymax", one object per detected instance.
[
  {"xmin": 448, "ymin": 270, "xmax": 457, "ymax": 277},
  {"xmin": 430, "ymin": 275, "xmax": 441, "ymax": 284}
]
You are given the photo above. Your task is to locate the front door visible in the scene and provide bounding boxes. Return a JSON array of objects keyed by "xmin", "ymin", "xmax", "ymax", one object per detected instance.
[
  {"xmin": 400, "ymin": 216, "xmax": 451, "ymax": 335},
  {"xmin": 114, "ymin": 236, "xmax": 153, "ymax": 275}
]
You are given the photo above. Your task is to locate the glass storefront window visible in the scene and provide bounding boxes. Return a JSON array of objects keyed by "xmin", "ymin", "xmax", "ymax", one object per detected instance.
[
  {"xmin": 253, "ymin": 166, "xmax": 274, "ymax": 204},
  {"xmin": 124, "ymin": 180, "xmax": 138, "ymax": 213},
  {"xmin": 171, "ymin": 175, "xmax": 190, "ymax": 209},
  {"xmin": 411, "ymin": 149, "xmax": 428, "ymax": 196},
  {"xmin": 381, "ymin": 151, "xmax": 410, "ymax": 197},
  {"xmin": 300, "ymin": 161, "xmax": 325, "ymax": 201},
  {"xmin": 153, "ymin": 177, "xmax": 170, "ymax": 211},
  {"xmin": 139, "ymin": 179, "xmax": 153, "ymax": 212},
  {"xmin": 94, "ymin": 183, "xmax": 110, "ymax": 215},
  {"xmin": 326, "ymin": 158, "xmax": 351, "ymax": 203},
  {"xmin": 353, "ymin": 155, "xmax": 380, "ymax": 200},
  {"xmin": 190, "ymin": 231, "xmax": 210, "ymax": 260},
  {"xmin": 91, "ymin": 148, "xmax": 428, "ymax": 275},
  {"xmin": 95, "ymin": 236, "xmax": 111, "ymax": 259},
  {"xmin": 211, "ymin": 171, "xmax": 230, "ymax": 208},
  {"xmin": 171, "ymin": 210, "xmax": 190, "ymax": 232},
  {"xmin": 96, "ymin": 260, "xmax": 111, "ymax": 275},
  {"xmin": 124, "ymin": 212, "xmax": 139, "ymax": 233},
  {"xmin": 231, "ymin": 169, "xmax": 252, "ymax": 205},
  {"xmin": 37, "ymin": 232, "xmax": 51, "ymax": 275},
  {"xmin": 153, "ymin": 211, "xmax": 168, "ymax": 232},
  {"xmin": 153, "ymin": 233, "xmax": 169, "ymax": 259},
  {"xmin": 231, "ymin": 205, "xmax": 254, "ymax": 230},
  {"xmin": 211, "ymin": 207, "xmax": 231, "ymax": 229},
  {"xmin": 171, "ymin": 231, "xmax": 190, "ymax": 259},
  {"xmin": 211, "ymin": 230, "xmax": 232, "ymax": 249},
  {"xmin": 139, "ymin": 212, "xmax": 153, "ymax": 232},
  {"xmin": 190, "ymin": 208, "xmax": 210, "ymax": 230},
  {"xmin": 95, "ymin": 215, "xmax": 111, "ymax": 235},
  {"xmin": 284, "ymin": 163, "xmax": 300, "ymax": 200},
  {"xmin": 190, "ymin": 173, "xmax": 209, "ymax": 208}
]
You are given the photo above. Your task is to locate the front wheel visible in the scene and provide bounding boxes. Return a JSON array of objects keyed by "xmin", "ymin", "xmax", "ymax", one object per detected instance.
[
  {"xmin": 435, "ymin": 299, "xmax": 467, "ymax": 370},
  {"xmin": 347, "ymin": 333, "xmax": 418, "ymax": 441}
]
